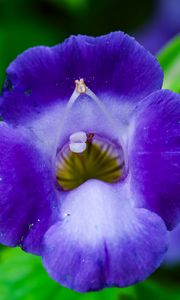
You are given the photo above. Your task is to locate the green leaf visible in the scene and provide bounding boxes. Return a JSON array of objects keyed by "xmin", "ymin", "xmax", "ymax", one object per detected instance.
[
  {"xmin": 0, "ymin": 21, "xmax": 64, "ymax": 90},
  {"xmin": 1, "ymin": 247, "xmax": 180, "ymax": 300},
  {"xmin": 53, "ymin": 0, "xmax": 89, "ymax": 14},
  {"xmin": 0, "ymin": 247, "xmax": 134, "ymax": 300},
  {"xmin": 136, "ymin": 278, "xmax": 180, "ymax": 300},
  {"xmin": 158, "ymin": 35, "xmax": 180, "ymax": 93}
]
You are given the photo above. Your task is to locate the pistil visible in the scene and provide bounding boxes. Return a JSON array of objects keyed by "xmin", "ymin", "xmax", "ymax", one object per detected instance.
[
  {"xmin": 55, "ymin": 79, "xmax": 127, "ymax": 189},
  {"xmin": 69, "ymin": 131, "xmax": 87, "ymax": 153}
]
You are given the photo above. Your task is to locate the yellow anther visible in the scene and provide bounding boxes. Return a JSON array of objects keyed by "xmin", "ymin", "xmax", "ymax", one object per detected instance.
[{"xmin": 75, "ymin": 78, "xmax": 87, "ymax": 94}]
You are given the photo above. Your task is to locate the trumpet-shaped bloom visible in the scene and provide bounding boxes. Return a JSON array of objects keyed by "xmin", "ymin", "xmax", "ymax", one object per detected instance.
[{"xmin": 0, "ymin": 32, "xmax": 180, "ymax": 292}]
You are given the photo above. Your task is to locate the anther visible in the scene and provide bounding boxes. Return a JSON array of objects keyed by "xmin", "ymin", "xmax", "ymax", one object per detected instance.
[
  {"xmin": 87, "ymin": 133, "xmax": 94, "ymax": 143},
  {"xmin": 75, "ymin": 78, "xmax": 87, "ymax": 94}
]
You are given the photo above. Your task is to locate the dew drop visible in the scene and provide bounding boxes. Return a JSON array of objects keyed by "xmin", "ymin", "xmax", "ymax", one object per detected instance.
[{"xmin": 64, "ymin": 213, "xmax": 71, "ymax": 217}]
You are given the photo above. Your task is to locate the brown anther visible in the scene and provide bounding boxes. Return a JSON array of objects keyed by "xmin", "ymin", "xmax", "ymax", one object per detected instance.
[
  {"xmin": 75, "ymin": 78, "xmax": 87, "ymax": 94},
  {"xmin": 86, "ymin": 133, "xmax": 94, "ymax": 143}
]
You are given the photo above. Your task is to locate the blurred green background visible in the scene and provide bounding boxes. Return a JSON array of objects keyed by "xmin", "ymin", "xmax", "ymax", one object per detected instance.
[{"xmin": 0, "ymin": 0, "xmax": 180, "ymax": 299}]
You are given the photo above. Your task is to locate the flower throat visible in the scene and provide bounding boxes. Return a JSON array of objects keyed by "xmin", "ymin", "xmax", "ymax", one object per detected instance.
[
  {"xmin": 55, "ymin": 79, "xmax": 125, "ymax": 190},
  {"xmin": 56, "ymin": 132, "xmax": 124, "ymax": 190}
]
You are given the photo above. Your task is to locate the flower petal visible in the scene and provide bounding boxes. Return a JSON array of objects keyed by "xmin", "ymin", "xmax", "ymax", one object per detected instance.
[
  {"xmin": 129, "ymin": 90, "xmax": 180, "ymax": 230},
  {"xmin": 0, "ymin": 122, "xmax": 56, "ymax": 254},
  {"xmin": 42, "ymin": 180, "xmax": 167, "ymax": 292},
  {"xmin": 1, "ymin": 32, "xmax": 163, "ymax": 124}
]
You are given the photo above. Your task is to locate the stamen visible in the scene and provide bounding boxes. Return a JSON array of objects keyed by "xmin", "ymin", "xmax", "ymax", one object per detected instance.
[
  {"xmin": 87, "ymin": 133, "xmax": 94, "ymax": 143},
  {"xmin": 85, "ymin": 87, "xmax": 126, "ymax": 162},
  {"xmin": 70, "ymin": 79, "xmax": 124, "ymax": 148},
  {"xmin": 75, "ymin": 78, "xmax": 87, "ymax": 94},
  {"xmin": 55, "ymin": 79, "xmax": 127, "ymax": 168},
  {"xmin": 64, "ymin": 78, "xmax": 119, "ymax": 134},
  {"xmin": 66, "ymin": 79, "xmax": 87, "ymax": 109},
  {"xmin": 86, "ymin": 88, "xmax": 122, "ymax": 138}
]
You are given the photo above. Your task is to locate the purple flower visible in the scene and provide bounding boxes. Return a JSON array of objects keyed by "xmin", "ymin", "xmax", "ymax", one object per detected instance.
[{"xmin": 0, "ymin": 31, "xmax": 180, "ymax": 292}]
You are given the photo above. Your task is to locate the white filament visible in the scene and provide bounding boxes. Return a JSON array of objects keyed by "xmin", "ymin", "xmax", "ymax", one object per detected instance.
[
  {"xmin": 67, "ymin": 85, "xmax": 123, "ymax": 141},
  {"xmin": 55, "ymin": 79, "xmax": 126, "ymax": 161}
]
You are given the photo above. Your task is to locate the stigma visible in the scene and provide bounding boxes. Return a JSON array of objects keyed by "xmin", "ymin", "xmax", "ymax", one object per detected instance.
[{"xmin": 69, "ymin": 131, "xmax": 87, "ymax": 153}]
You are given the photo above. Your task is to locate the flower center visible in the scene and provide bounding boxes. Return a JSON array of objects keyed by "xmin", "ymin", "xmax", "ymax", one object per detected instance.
[
  {"xmin": 55, "ymin": 132, "xmax": 124, "ymax": 190},
  {"xmin": 55, "ymin": 78, "xmax": 126, "ymax": 191}
]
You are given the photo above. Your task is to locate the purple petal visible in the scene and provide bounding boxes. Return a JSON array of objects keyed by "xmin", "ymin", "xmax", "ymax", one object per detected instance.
[
  {"xmin": 0, "ymin": 92, "xmax": 137, "ymax": 160},
  {"xmin": 1, "ymin": 32, "xmax": 163, "ymax": 125},
  {"xmin": 0, "ymin": 122, "xmax": 56, "ymax": 254},
  {"xmin": 129, "ymin": 90, "xmax": 180, "ymax": 230},
  {"xmin": 42, "ymin": 180, "xmax": 167, "ymax": 292}
]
